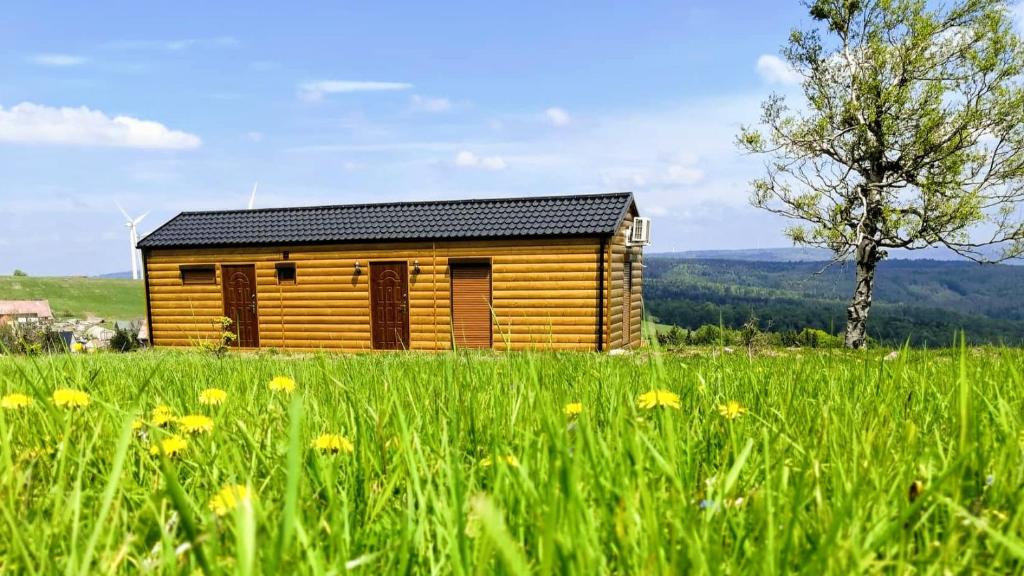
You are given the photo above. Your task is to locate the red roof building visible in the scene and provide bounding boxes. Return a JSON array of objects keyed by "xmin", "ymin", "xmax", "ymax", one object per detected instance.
[{"xmin": 0, "ymin": 300, "xmax": 54, "ymax": 324}]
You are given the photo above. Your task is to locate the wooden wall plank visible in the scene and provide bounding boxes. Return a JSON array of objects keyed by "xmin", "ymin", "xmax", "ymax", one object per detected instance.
[{"xmin": 146, "ymin": 236, "xmax": 611, "ymax": 353}]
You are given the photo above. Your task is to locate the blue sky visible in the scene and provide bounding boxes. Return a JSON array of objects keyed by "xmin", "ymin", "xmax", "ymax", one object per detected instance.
[{"xmin": 0, "ymin": 1, "xmax": 950, "ymax": 274}]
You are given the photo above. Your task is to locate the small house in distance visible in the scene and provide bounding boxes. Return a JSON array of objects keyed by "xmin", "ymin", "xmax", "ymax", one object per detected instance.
[
  {"xmin": 0, "ymin": 300, "xmax": 53, "ymax": 325},
  {"xmin": 137, "ymin": 192, "xmax": 649, "ymax": 352}
]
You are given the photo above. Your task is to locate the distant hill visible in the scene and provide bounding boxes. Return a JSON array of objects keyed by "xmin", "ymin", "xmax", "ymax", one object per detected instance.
[
  {"xmin": 650, "ymin": 246, "xmax": 1023, "ymax": 264},
  {"xmin": 0, "ymin": 276, "xmax": 144, "ymax": 322},
  {"xmin": 650, "ymin": 248, "xmax": 834, "ymax": 262},
  {"xmin": 644, "ymin": 257, "xmax": 1024, "ymax": 346},
  {"xmin": 97, "ymin": 271, "xmax": 133, "ymax": 279}
]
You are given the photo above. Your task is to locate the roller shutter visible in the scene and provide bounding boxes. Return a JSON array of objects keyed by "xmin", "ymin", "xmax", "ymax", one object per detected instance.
[{"xmin": 451, "ymin": 263, "xmax": 492, "ymax": 349}]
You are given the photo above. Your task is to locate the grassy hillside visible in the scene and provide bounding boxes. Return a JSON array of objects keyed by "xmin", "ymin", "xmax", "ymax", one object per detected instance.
[
  {"xmin": 0, "ymin": 275, "xmax": 145, "ymax": 321},
  {"xmin": 645, "ymin": 257, "xmax": 1024, "ymax": 346},
  {"xmin": 0, "ymin": 349, "xmax": 1020, "ymax": 572}
]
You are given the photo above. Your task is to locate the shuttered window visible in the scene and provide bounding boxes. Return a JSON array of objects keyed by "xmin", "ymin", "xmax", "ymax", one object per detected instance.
[
  {"xmin": 180, "ymin": 265, "xmax": 216, "ymax": 285},
  {"xmin": 275, "ymin": 262, "xmax": 296, "ymax": 283},
  {"xmin": 451, "ymin": 263, "xmax": 492, "ymax": 349}
]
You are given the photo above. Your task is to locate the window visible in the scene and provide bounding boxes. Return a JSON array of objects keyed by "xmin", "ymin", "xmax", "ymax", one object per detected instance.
[
  {"xmin": 275, "ymin": 262, "xmax": 296, "ymax": 283},
  {"xmin": 180, "ymin": 265, "xmax": 216, "ymax": 285}
]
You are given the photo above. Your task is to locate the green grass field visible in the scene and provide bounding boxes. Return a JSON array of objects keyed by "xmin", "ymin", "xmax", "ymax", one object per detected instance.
[
  {"xmin": 0, "ymin": 276, "xmax": 145, "ymax": 322},
  {"xmin": 1, "ymin": 348, "xmax": 1022, "ymax": 573}
]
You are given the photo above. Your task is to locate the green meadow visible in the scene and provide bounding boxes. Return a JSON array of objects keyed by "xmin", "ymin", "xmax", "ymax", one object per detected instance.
[
  {"xmin": 0, "ymin": 276, "xmax": 144, "ymax": 322},
  {"xmin": 1, "ymin": 347, "xmax": 1022, "ymax": 573}
]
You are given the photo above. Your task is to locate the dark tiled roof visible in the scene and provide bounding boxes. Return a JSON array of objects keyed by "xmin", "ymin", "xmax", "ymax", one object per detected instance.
[{"xmin": 138, "ymin": 192, "xmax": 636, "ymax": 248}]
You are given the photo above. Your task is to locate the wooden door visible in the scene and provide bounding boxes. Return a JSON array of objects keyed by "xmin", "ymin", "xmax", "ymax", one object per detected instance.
[
  {"xmin": 222, "ymin": 264, "xmax": 259, "ymax": 347},
  {"xmin": 451, "ymin": 263, "xmax": 492, "ymax": 349},
  {"xmin": 623, "ymin": 257, "xmax": 632, "ymax": 348},
  {"xmin": 370, "ymin": 262, "xmax": 410, "ymax": 350}
]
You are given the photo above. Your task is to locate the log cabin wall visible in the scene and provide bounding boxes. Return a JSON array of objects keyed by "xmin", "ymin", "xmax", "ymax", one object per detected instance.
[
  {"xmin": 144, "ymin": 236, "xmax": 608, "ymax": 352},
  {"xmin": 606, "ymin": 208, "xmax": 643, "ymax": 350},
  {"xmin": 629, "ymin": 248, "xmax": 643, "ymax": 347}
]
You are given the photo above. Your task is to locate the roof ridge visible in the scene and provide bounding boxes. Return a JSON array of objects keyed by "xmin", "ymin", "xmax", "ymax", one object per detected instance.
[{"xmin": 176, "ymin": 191, "xmax": 633, "ymax": 216}]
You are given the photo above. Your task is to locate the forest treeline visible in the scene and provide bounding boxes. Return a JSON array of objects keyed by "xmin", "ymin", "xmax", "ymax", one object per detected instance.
[{"xmin": 643, "ymin": 257, "xmax": 1024, "ymax": 346}]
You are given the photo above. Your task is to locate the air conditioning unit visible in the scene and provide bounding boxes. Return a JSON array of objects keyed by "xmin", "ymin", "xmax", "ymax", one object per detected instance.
[{"xmin": 628, "ymin": 217, "xmax": 651, "ymax": 246}]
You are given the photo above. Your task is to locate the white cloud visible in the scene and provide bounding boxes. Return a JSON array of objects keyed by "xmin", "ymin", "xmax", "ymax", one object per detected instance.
[
  {"xmin": 664, "ymin": 163, "xmax": 705, "ymax": 184},
  {"xmin": 598, "ymin": 151, "xmax": 705, "ymax": 191},
  {"xmin": 0, "ymin": 102, "xmax": 201, "ymax": 149},
  {"xmin": 107, "ymin": 36, "xmax": 238, "ymax": 52},
  {"xmin": 599, "ymin": 168, "xmax": 650, "ymax": 188},
  {"xmin": 246, "ymin": 131, "xmax": 264, "ymax": 142},
  {"xmin": 164, "ymin": 37, "xmax": 238, "ymax": 51},
  {"xmin": 545, "ymin": 107, "xmax": 571, "ymax": 127},
  {"xmin": 299, "ymin": 80, "xmax": 413, "ymax": 102},
  {"xmin": 289, "ymin": 141, "xmax": 458, "ymax": 154},
  {"xmin": 30, "ymin": 53, "xmax": 87, "ymax": 67},
  {"xmin": 756, "ymin": 54, "xmax": 802, "ymax": 85},
  {"xmin": 454, "ymin": 150, "xmax": 507, "ymax": 170},
  {"xmin": 410, "ymin": 95, "xmax": 451, "ymax": 112}
]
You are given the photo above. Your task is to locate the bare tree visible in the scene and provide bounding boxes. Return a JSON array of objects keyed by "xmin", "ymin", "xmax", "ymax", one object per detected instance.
[{"xmin": 738, "ymin": 0, "xmax": 1024, "ymax": 348}]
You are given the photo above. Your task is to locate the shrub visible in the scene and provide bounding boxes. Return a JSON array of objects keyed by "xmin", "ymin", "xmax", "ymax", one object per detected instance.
[
  {"xmin": 740, "ymin": 314, "xmax": 763, "ymax": 350},
  {"xmin": 0, "ymin": 322, "xmax": 66, "ymax": 354},
  {"xmin": 797, "ymin": 328, "xmax": 842, "ymax": 349},
  {"xmin": 12, "ymin": 269, "xmax": 27, "ymax": 277},
  {"xmin": 781, "ymin": 330, "xmax": 801, "ymax": 347},
  {"xmin": 688, "ymin": 324, "xmax": 740, "ymax": 346},
  {"xmin": 110, "ymin": 323, "xmax": 141, "ymax": 352},
  {"xmin": 197, "ymin": 316, "xmax": 237, "ymax": 357},
  {"xmin": 657, "ymin": 326, "xmax": 688, "ymax": 348}
]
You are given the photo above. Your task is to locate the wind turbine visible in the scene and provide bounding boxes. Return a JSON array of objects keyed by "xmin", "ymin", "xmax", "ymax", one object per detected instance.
[
  {"xmin": 248, "ymin": 182, "xmax": 258, "ymax": 209},
  {"xmin": 117, "ymin": 203, "xmax": 149, "ymax": 280}
]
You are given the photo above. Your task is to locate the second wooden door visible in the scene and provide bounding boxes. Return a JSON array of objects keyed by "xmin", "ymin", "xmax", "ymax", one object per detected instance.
[
  {"xmin": 370, "ymin": 262, "xmax": 410, "ymax": 350},
  {"xmin": 222, "ymin": 264, "xmax": 260, "ymax": 347}
]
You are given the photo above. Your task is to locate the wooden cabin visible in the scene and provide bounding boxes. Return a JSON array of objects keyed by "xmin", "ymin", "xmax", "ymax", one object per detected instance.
[{"xmin": 137, "ymin": 192, "xmax": 649, "ymax": 352}]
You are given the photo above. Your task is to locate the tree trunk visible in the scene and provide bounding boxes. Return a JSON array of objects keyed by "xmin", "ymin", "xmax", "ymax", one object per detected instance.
[{"xmin": 845, "ymin": 235, "xmax": 879, "ymax": 349}]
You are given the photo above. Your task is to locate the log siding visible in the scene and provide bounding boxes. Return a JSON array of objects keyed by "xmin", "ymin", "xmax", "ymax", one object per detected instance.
[
  {"xmin": 607, "ymin": 211, "xmax": 643, "ymax": 349},
  {"xmin": 145, "ymin": 236, "xmax": 620, "ymax": 352}
]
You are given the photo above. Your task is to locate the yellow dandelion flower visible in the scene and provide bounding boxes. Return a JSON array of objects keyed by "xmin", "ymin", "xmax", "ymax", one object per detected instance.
[
  {"xmin": 198, "ymin": 388, "xmax": 227, "ymax": 405},
  {"xmin": 209, "ymin": 484, "xmax": 252, "ymax": 517},
  {"xmin": 152, "ymin": 405, "xmax": 175, "ymax": 427},
  {"xmin": 637, "ymin": 389, "xmax": 680, "ymax": 410},
  {"xmin": 312, "ymin": 434, "xmax": 354, "ymax": 454},
  {"xmin": 1, "ymin": 393, "xmax": 33, "ymax": 410},
  {"xmin": 52, "ymin": 388, "xmax": 91, "ymax": 409},
  {"xmin": 909, "ymin": 480, "xmax": 924, "ymax": 503},
  {"xmin": 564, "ymin": 402, "xmax": 583, "ymax": 416},
  {"xmin": 150, "ymin": 435, "xmax": 188, "ymax": 457},
  {"xmin": 71, "ymin": 342, "xmax": 84, "ymax": 353},
  {"xmin": 131, "ymin": 418, "xmax": 144, "ymax": 431},
  {"xmin": 177, "ymin": 414, "xmax": 215, "ymax": 434},
  {"xmin": 481, "ymin": 454, "xmax": 520, "ymax": 468},
  {"xmin": 21, "ymin": 446, "xmax": 55, "ymax": 461},
  {"xmin": 718, "ymin": 400, "xmax": 747, "ymax": 420},
  {"xmin": 268, "ymin": 376, "xmax": 296, "ymax": 394}
]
